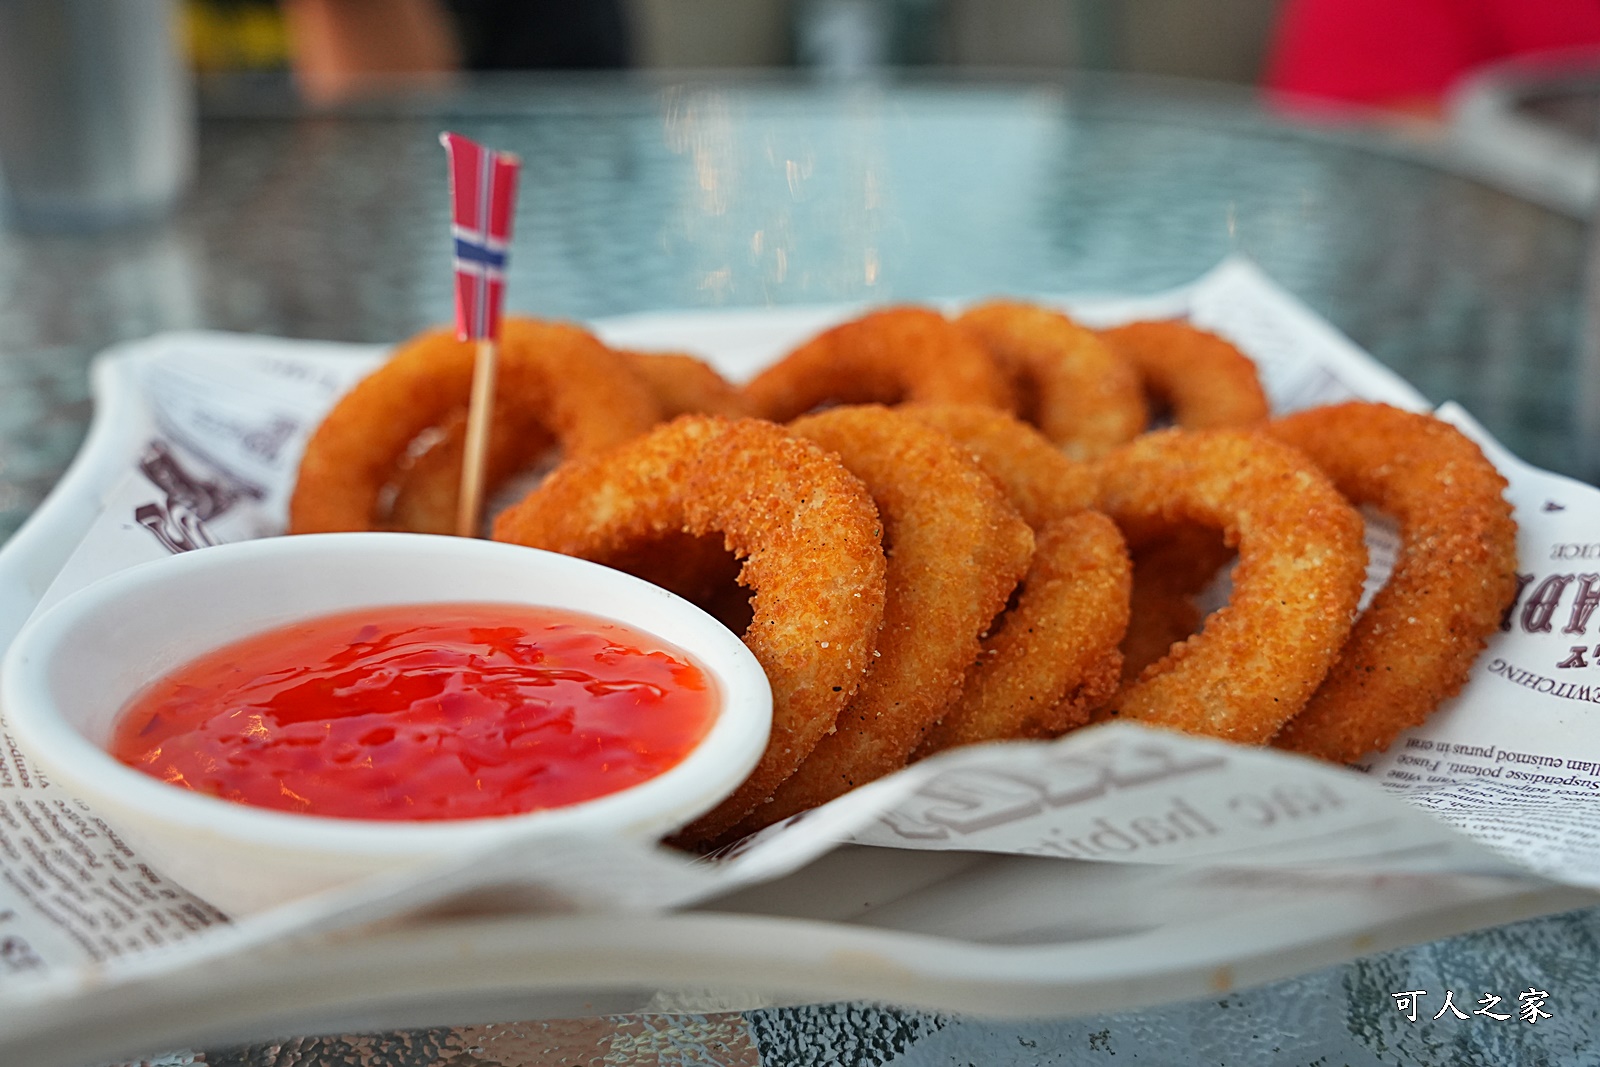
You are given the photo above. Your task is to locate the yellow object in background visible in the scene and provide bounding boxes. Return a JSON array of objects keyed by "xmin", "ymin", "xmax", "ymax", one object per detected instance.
[{"xmin": 184, "ymin": 0, "xmax": 291, "ymax": 71}]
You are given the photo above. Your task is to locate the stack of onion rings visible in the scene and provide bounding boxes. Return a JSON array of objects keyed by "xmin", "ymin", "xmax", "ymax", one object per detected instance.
[
  {"xmin": 916, "ymin": 511, "xmax": 1131, "ymax": 755},
  {"xmin": 283, "ymin": 298, "xmax": 1522, "ymax": 842},
  {"xmin": 727, "ymin": 405, "xmax": 1034, "ymax": 836},
  {"xmin": 890, "ymin": 404, "xmax": 1132, "ymax": 756}
]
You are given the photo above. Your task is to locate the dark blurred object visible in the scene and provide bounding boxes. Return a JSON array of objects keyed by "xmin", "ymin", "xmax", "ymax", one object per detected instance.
[
  {"xmin": 0, "ymin": 0, "xmax": 195, "ymax": 233},
  {"xmin": 443, "ymin": 0, "xmax": 631, "ymax": 70},
  {"xmin": 1265, "ymin": 0, "xmax": 1600, "ymax": 119}
]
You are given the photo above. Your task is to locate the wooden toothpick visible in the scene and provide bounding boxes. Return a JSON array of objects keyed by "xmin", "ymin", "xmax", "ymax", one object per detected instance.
[{"xmin": 455, "ymin": 335, "xmax": 498, "ymax": 537}]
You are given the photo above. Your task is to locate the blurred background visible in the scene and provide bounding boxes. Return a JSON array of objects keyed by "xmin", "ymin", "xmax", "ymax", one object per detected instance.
[
  {"xmin": 177, "ymin": 0, "xmax": 1600, "ymax": 217},
  {"xmin": 180, "ymin": 0, "xmax": 1600, "ymax": 122},
  {"xmin": 3, "ymin": 0, "xmax": 1600, "ymax": 528},
  {"xmin": 186, "ymin": 0, "xmax": 1278, "ymax": 84}
]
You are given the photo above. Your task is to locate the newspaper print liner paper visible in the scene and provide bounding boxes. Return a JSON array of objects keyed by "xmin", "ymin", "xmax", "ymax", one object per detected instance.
[{"xmin": 0, "ymin": 258, "xmax": 1595, "ymax": 996}]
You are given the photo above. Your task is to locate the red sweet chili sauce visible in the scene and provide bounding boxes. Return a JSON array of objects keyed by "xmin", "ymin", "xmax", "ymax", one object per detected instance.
[{"xmin": 110, "ymin": 603, "xmax": 718, "ymax": 821}]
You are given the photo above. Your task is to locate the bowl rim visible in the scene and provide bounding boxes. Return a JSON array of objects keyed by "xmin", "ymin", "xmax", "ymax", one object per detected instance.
[{"xmin": 0, "ymin": 532, "xmax": 772, "ymax": 853}]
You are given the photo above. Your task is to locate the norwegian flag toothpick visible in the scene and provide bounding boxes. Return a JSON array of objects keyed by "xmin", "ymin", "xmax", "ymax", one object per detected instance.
[
  {"xmin": 440, "ymin": 131, "xmax": 521, "ymax": 536},
  {"xmin": 441, "ymin": 131, "xmax": 521, "ymax": 341}
]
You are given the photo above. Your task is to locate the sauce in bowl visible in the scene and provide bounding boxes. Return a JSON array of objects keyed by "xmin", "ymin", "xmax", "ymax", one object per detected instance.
[{"xmin": 111, "ymin": 602, "xmax": 719, "ymax": 821}]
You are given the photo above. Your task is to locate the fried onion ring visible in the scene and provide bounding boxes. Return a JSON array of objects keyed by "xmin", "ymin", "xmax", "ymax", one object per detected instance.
[
  {"xmin": 895, "ymin": 405, "xmax": 1129, "ymax": 754},
  {"xmin": 382, "ymin": 407, "xmax": 558, "ymax": 535},
  {"xmin": 916, "ymin": 511, "xmax": 1131, "ymax": 754},
  {"xmin": 491, "ymin": 415, "xmax": 888, "ymax": 841},
  {"xmin": 958, "ymin": 300, "xmax": 1147, "ymax": 459},
  {"xmin": 289, "ymin": 319, "xmax": 660, "ymax": 534},
  {"xmin": 386, "ymin": 345, "xmax": 738, "ymax": 535},
  {"xmin": 727, "ymin": 405, "xmax": 1034, "ymax": 835},
  {"xmin": 899, "ymin": 403, "xmax": 1097, "ymax": 529},
  {"xmin": 1098, "ymin": 320, "xmax": 1269, "ymax": 430},
  {"xmin": 1118, "ymin": 524, "xmax": 1235, "ymax": 683},
  {"xmin": 741, "ymin": 306, "xmax": 1013, "ymax": 422},
  {"xmin": 1094, "ymin": 429, "xmax": 1367, "ymax": 744},
  {"xmin": 619, "ymin": 349, "xmax": 752, "ymax": 418},
  {"xmin": 1266, "ymin": 402, "xmax": 1519, "ymax": 763}
]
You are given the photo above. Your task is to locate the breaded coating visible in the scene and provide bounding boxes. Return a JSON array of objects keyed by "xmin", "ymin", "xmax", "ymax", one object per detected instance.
[
  {"xmin": 289, "ymin": 319, "xmax": 660, "ymax": 534},
  {"xmin": 491, "ymin": 415, "xmax": 889, "ymax": 842},
  {"xmin": 959, "ymin": 300, "xmax": 1148, "ymax": 460},
  {"xmin": 741, "ymin": 306, "xmax": 1013, "ymax": 422},
  {"xmin": 1268, "ymin": 402, "xmax": 1519, "ymax": 763},
  {"xmin": 900, "ymin": 403, "xmax": 1098, "ymax": 530},
  {"xmin": 729, "ymin": 405, "xmax": 1035, "ymax": 836},
  {"xmin": 1099, "ymin": 320, "xmax": 1269, "ymax": 430},
  {"xmin": 1095, "ymin": 429, "xmax": 1367, "ymax": 745},
  {"xmin": 917, "ymin": 511, "xmax": 1132, "ymax": 753}
]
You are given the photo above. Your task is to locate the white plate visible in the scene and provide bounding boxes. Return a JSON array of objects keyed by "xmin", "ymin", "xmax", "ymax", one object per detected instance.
[{"xmin": 2, "ymin": 865, "xmax": 1591, "ymax": 1067}]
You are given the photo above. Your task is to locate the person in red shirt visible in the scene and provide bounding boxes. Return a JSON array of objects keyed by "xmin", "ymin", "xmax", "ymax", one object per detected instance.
[{"xmin": 1264, "ymin": 0, "xmax": 1600, "ymax": 119}]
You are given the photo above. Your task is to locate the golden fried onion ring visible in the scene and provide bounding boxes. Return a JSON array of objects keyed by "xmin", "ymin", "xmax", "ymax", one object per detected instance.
[
  {"xmin": 958, "ymin": 300, "xmax": 1147, "ymax": 460},
  {"xmin": 741, "ymin": 306, "xmax": 1013, "ymax": 422},
  {"xmin": 1267, "ymin": 402, "xmax": 1519, "ymax": 763},
  {"xmin": 917, "ymin": 511, "xmax": 1132, "ymax": 755},
  {"xmin": 1094, "ymin": 428, "xmax": 1367, "ymax": 744},
  {"xmin": 289, "ymin": 319, "xmax": 660, "ymax": 534},
  {"xmin": 491, "ymin": 415, "xmax": 889, "ymax": 841},
  {"xmin": 1099, "ymin": 320, "xmax": 1270, "ymax": 430},
  {"xmin": 728, "ymin": 405, "xmax": 1034, "ymax": 835},
  {"xmin": 619, "ymin": 349, "xmax": 752, "ymax": 418}
]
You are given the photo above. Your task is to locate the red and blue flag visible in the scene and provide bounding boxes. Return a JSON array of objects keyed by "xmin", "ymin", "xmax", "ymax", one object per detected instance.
[{"xmin": 440, "ymin": 131, "xmax": 521, "ymax": 341}]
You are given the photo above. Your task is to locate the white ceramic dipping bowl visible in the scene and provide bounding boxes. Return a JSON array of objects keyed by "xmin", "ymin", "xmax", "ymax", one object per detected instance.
[{"xmin": 1, "ymin": 533, "xmax": 771, "ymax": 915}]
